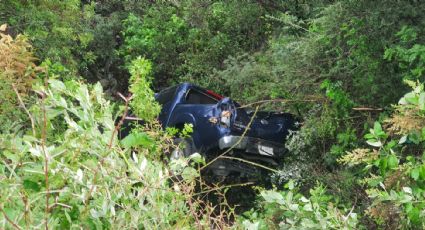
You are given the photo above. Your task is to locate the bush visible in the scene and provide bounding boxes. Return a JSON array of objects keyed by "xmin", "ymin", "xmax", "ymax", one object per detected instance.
[
  {"xmin": 128, "ymin": 57, "xmax": 161, "ymax": 122},
  {"xmin": 240, "ymin": 181, "xmax": 359, "ymax": 229},
  {"xmin": 0, "ymin": 25, "xmax": 39, "ymax": 132},
  {"xmin": 0, "ymin": 76, "xmax": 236, "ymax": 228},
  {"xmin": 339, "ymin": 81, "xmax": 425, "ymax": 228}
]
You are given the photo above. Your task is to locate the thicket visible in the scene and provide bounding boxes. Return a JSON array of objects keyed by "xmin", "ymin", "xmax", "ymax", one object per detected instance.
[{"xmin": 1, "ymin": 0, "xmax": 425, "ymax": 229}]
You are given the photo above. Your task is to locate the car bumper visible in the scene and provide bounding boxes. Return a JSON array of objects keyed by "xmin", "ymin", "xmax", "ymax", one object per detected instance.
[{"xmin": 218, "ymin": 135, "xmax": 286, "ymax": 158}]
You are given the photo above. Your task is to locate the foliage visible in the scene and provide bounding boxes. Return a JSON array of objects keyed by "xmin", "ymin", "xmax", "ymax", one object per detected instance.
[
  {"xmin": 128, "ymin": 57, "xmax": 161, "ymax": 122},
  {"xmin": 340, "ymin": 82, "xmax": 425, "ymax": 228},
  {"xmin": 0, "ymin": 76, "xmax": 231, "ymax": 229},
  {"xmin": 384, "ymin": 26, "xmax": 425, "ymax": 82},
  {"xmin": 214, "ymin": 53, "xmax": 283, "ymax": 103},
  {"xmin": 3, "ymin": 0, "xmax": 425, "ymax": 229},
  {"xmin": 121, "ymin": 9, "xmax": 189, "ymax": 84},
  {"xmin": 320, "ymin": 80, "xmax": 354, "ymax": 116},
  {"xmin": 120, "ymin": 1, "xmax": 273, "ymax": 88},
  {"xmin": 1, "ymin": 0, "xmax": 94, "ymax": 73},
  {"xmin": 0, "ymin": 25, "xmax": 39, "ymax": 132},
  {"xmin": 240, "ymin": 181, "xmax": 359, "ymax": 229}
]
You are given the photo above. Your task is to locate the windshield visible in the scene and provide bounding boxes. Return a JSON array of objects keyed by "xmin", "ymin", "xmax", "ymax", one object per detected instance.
[{"xmin": 155, "ymin": 85, "xmax": 178, "ymax": 105}]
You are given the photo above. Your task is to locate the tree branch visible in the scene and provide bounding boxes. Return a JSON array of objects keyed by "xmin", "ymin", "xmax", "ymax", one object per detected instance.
[
  {"xmin": 0, "ymin": 206, "xmax": 22, "ymax": 230},
  {"xmin": 12, "ymin": 84, "xmax": 36, "ymax": 136}
]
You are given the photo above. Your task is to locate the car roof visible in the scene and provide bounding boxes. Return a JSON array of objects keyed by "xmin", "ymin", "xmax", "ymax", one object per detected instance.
[{"xmin": 158, "ymin": 82, "xmax": 203, "ymax": 93}]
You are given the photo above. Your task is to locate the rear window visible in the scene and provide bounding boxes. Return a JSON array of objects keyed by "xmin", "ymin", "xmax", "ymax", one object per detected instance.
[
  {"xmin": 186, "ymin": 89, "xmax": 218, "ymax": 104},
  {"xmin": 156, "ymin": 85, "xmax": 178, "ymax": 105}
]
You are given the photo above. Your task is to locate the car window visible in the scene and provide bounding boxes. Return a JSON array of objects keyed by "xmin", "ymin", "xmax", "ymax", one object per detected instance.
[
  {"xmin": 185, "ymin": 89, "xmax": 218, "ymax": 104},
  {"xmin": 156, "ymin": 85, "xmax": 178, "ymax": 105}
]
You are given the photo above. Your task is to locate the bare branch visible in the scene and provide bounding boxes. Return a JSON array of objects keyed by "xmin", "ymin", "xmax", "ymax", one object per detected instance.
[
  {"xmin": 352, "ymin": 107, "xmax": 383, "ymax": 111},
  {"xmin": 40, "ymin": 80, "xmax": 49, "ymax": 230},
  {"xmin": 238, "ymin": 98, "xmax": 322, "ymax": 108},
  {"xmin": 108, "ymin": 93, "xmax": 132, "ymax": 148},
  {"xmin": 0, "ymin": 206, "xmax": 22, "ymax": 230},
  {"xmin": 12, "ymin": 84, "xmax": 36, "ymax": 136},
  {"xmin": 220, "ymin": 156, "xmax": 278, "ymax": 173}
]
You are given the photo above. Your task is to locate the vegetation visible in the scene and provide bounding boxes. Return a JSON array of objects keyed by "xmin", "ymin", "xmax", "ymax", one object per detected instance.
[{"xmin": 1, "ymin": 0, "xmax": 425, "ymax": 229}]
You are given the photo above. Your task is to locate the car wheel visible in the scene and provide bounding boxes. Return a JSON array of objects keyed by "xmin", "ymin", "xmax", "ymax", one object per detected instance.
[{"xmin": 171, "ymin": 137, "xmax": 195, "ymax": 160}]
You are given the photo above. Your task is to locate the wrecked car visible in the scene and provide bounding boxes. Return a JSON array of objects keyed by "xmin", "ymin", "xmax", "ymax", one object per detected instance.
[{"xmin": 155, "ymin": 83, "xmax": 299, "ymax": 178}]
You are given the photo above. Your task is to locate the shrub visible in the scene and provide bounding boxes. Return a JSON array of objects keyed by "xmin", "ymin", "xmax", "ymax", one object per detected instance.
[
  {"xmin": 0, "ymin": 24, "xmax": 40, "ymax": 132},
  {"xmin": 240, "ymin": 181, "xmax": 359, "ymax": 229},
  {"xmin": 340, "ymin": 81, "xmax": 425, "ymax": 228},
  {"xmin": 0, "ymin": 77, "xmax": 228, "ymax": 228},
  {"xmin": 128, "ymin": 57, "xmax": 161, "ymax": 122}
]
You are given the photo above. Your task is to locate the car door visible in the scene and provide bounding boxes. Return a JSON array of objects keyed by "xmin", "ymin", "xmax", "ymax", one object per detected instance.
[{"xmin": 168, "ymin": 88, "xmax": 230, "ymax": 151}]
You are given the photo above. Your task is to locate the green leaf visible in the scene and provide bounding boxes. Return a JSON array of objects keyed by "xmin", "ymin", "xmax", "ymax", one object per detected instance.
[
  {"xmin": 23, "ymin": 179, "xmax": 41, "ymax": 192},
  {"xmin": 387, "ymin": 155, "xmax": 399, "ymax": 169},
  {"xmin": 181, "ymin": 167, "xmax": 199, "ymax": 182},
  {"xmin": 387, "ymin": 140, "xmax": 397, "ymax": 149},
  {"xmin": 188, "ymin": 153, "xmax": 205, "ymax": 164},
  {"xmin": 366, "ymin": 139, "xmax": 382, "ymax": 147},
  {"xmin": 261, "ymin": 190, "xmax": 285, "ymax": 205},
  {"xmin": 406, "ymin": 156, "xmax": 415, "ymax": 163},
  {"xmin": 421, "ymin": 128, "xmax": 425, "ymax": 140},
  {"xmin": 121, "ymin": 132, "xmax": 154, "ymax": 149},
  {"xmin": 408, "ymin": 132, "xmax": 421, "ymax": 144},
  {"xmin": 407, "ymin": 207, "xmax": 420, "ymax": 225},
  {"xmin": 373, "ymin": 122, "xmax": 383, "ymax": 134},
  {"xmin": 419, "ymin": 92, "xmax": 425, "ymax": 110},
  {"xmin": 399, "ymin": 97, "xmax": 407, "ymax": 105},
  {"xmin": 364, "ymin": 133, "xmax": 374, "ymax": 139},
  {"xmin": 49, "ymin": 79, "xmax": 66, "ymax": 91},
  {"xmin": 420, "ymin": 165, "xmax": 425, "ymax": 180},
  {"xmin": 242, "ymin": 220, "xmax": 260, "ymax": 230},
  {"xmin": 411, "ymin": 167, "xmax": 420, "ymax": 180},
  {"xmin": 404, "ymin": 92, "xmax": 418, "ymax": 104},
  {"xmin": 285, "ymin": 180, "xmax": 295, "ymax": 190},
  {"xmin": 379, "ymin": 158, "xmax": 388, "ymax": 172}
]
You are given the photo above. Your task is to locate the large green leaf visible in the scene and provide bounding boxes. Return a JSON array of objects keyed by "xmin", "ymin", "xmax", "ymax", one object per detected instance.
[{"xmin": 121, "ymin": 132, "xmax": 154, "ymax": 149}]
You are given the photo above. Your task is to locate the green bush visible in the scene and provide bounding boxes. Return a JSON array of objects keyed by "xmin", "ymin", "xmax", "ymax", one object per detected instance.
[
  {"xmin": 120, "ymin": 1, "xmax": 273, "ymax": 88},
  {"xmin": 0, "ymin": 76, "xmax": 229, "ymax": 228},
  {"xmin": 240, "ymin": 181, "xmax": 359, "ymax": 229},
  {"xmin": 339, "ymin": 81, "xmax": 425, "ymax": 228},
  {"xmin": 128, "ymin": 57, "xmax": 161, "ymax": 122}
]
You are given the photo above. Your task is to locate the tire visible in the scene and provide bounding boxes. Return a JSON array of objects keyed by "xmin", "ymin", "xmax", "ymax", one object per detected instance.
[{"xmin": 171, "ymin": 137, "xmax": 195, "ymax": 160}]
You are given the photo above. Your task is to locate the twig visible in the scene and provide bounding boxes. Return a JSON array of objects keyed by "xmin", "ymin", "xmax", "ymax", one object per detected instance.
[
  {"xmin": 352, "ymin": 107, "xmax": 383, "ymax": 111},
  {"xmin": 108, "ymin": 92, "xmax": 133, "ymax": 148},
  {"xmin": 238, "ymin": 98, "xmax": 320, "ymax": 108},
  {"xmin": 12, "ymin": 84, "xmax": 36, "ymax": 136},
  {"xmin": 41, "ymin": 77, "xmax": 49, "ymax": 230},
  {"xmin": 20, "ymin": 192, "xmax": 29, "ymax": 229},
  {"xmin": 48, "ymin": 197, "xmax": 72, "ymax": 210},
  {"xmin": 124, "ymin": 116, "xmax": 143, "ymax": 121},
  {"xmin": 220, "ymin": 156, "xmax": 278, "ymax": 173},
  {"xmin": 0, "ymin": 206, "xmax": 22, "ymax": 230},
  {"xmin": 186, "ymin": 189, "xmax": 202, "ymax": 229}
]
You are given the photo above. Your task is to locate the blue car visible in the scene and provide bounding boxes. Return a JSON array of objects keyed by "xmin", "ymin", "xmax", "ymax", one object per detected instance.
[{"xmin": 155, "ymin": 83, "xmax": 299, "ymax": 177}]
